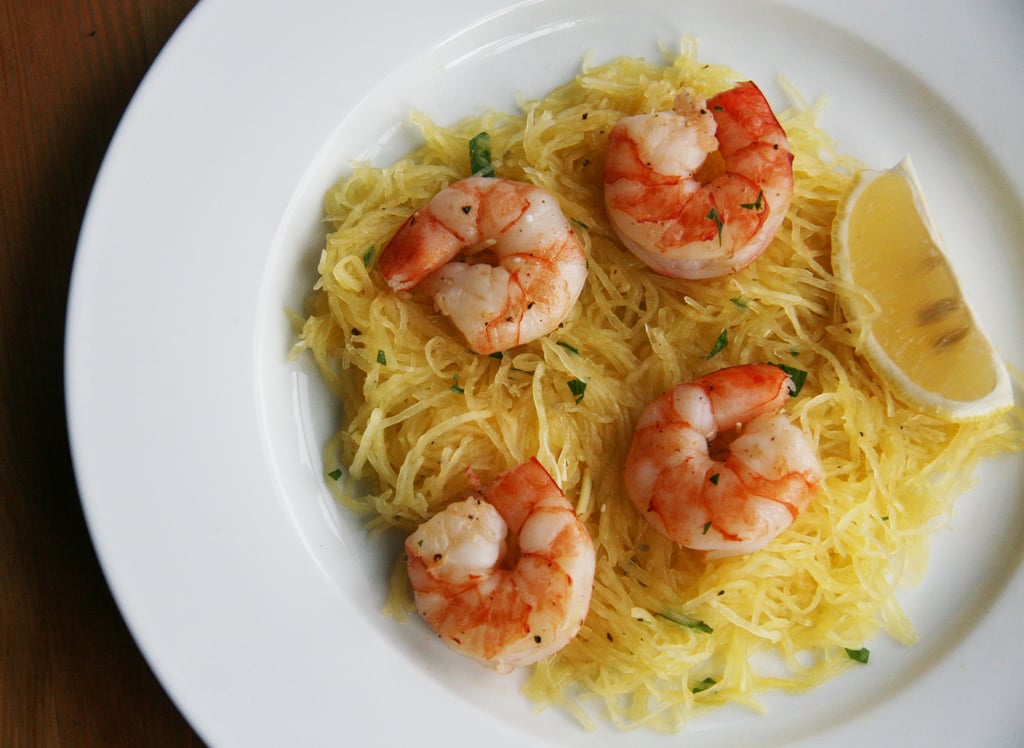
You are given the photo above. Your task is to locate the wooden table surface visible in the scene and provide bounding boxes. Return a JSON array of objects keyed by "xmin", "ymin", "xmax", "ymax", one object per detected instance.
[{"xmin": 2, "ymin": 1, "xmax": 205, "ymax": 744}]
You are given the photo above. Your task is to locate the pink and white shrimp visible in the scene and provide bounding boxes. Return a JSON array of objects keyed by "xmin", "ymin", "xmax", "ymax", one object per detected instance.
[
  {"xmin": 405, "ymin": 458, "xmax": 595, "ymax": 673},
  {"xmin": 624, "ymin": 364, "xmax": 822, "ymax": 558},
  {"xmin": 603, "ymin": 81, "xmax": 794, "ymax": 279},
  {"xmin": 378, "ymin": 177, "xmax": 588, "ymax": 355}
]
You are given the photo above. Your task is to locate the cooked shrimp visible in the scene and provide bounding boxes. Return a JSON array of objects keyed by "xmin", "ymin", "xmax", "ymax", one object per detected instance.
[
  {"xmin": 603, "ymin": 81, "xmax": 794, "ymax": 279},
  {"xmin": 624, "ymin": 364, "xmax": 822, "ymax": 558},
  {"xmin": 378, "ymin": 176, "xmax": 588, "ymax": 355},
  {"xmin": 405, "ymin": 458, "xmax": 595, "ymax": 673}
]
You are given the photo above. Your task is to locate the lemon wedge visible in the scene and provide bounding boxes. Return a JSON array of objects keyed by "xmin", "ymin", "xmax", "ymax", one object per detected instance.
[{"xmin": 832, "ymin": 156, "xmax": 1013, "ymax": 421}]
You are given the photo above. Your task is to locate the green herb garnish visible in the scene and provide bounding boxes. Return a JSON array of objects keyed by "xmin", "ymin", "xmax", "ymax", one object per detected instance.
[
  {"xmin": 376, "ymin": 350, "xmax": 387, "ymax": 365},
  {"xmin": 706, "ymin": 329, "xmax": 728, "ymax": 359},
  {"xmin": 362, "ymin": 246, "xmax": 375, "ymax": 267},
  {"xmin": 845, "ymin": 647, "xmax": 870, "ymax": 664},
  {"xmin": 469, "ymin": 131, "xmax": 495, "ymax": 177},
  {"xmin": 729, "ymin": 296, "xmax": 749, "ymax": 310},
  {"xmin": 327, "ymin": 468, "xmax": 342, "ymax": 481},
  {"xmin": 740, "ymin": 190, "xmax": 765, "ymax": 210},
  {"xmin": 567, "ymin": 378, "xmax": 587, "ymax": 404},
  {"xmin": 556, "ymin": 341, "xmax": 580, "ymax": 355},
  {"xmin": 706, "ymin": 207, "xmax": 724, "ymax": 244},
  {"xmin": 709, "ymin": 473, "xmax": 720, "ymax": 485},
  {"xmin": 655, "ymin": 611, "xmax": 714, "ymax": 634},
  {"xmin": 774, "ymin": 363, "xmax": 808, "ymax": 396},
  {"xmin": 691, "ymin": 677, "xmax": 717, "ymax": 694}
]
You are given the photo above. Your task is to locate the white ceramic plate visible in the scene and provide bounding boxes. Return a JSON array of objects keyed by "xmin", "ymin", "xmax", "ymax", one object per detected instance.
[{"xmin": 66, "ymin": 1, "xmax": 1024, "ymax": 745}]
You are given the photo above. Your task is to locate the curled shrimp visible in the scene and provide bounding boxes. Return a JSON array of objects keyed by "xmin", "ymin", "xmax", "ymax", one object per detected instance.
[
  {"xmin": 405, "ymin": 458, "xmax": 595, "ymax": 673},
  {"xmin": 603, "ymin": 81, "xmax": 794, "ymax": 279},
  {"xmin": 624, "ymin": 364, "xmax": 823, "ymax": 558},
  {"xmin": 378, "ymin": 176, "xmax": 588, "ymax": 355}
]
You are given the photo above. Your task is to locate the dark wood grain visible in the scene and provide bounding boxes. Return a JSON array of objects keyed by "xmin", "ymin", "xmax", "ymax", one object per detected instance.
[{"xmin": 1, "ymin": 1, "xmax": 205, "ymax": 744}]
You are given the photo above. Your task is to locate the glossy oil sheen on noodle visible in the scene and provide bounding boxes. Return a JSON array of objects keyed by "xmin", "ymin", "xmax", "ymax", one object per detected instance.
[{"xmin": 295, "ymin": 40, "xmax": 1023, "ymax": 731}]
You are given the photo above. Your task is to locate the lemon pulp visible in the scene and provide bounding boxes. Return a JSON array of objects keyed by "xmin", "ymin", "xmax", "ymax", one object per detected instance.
[{"xmin": 834, "ymin": 157, "xmax": 1012, "ymax": 419}]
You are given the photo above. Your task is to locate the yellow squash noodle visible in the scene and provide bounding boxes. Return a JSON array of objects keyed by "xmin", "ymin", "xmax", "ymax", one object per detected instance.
[{"xmin": 295, "ymin": 40, "xmax": 1023, "ymax": 731}]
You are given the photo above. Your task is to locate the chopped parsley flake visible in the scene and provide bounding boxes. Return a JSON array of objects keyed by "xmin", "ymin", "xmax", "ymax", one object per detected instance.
[
  {"xmin": 556, "ymin": 341, "xmax": 580, "ymax": 355},
  {"xmin": 567, "ymin": 378, "xmax": 587, "ymax": 404},
  {"xmin": 740, "ymin": 190, "xmax": 765, "ymax": 210},
  {"xmin": 706, "ymin": 207, "xmax": 724, "ymax": 244},
  {"xmin": 845, "ymin": 647, "xmax": 870, "ymax": 664},
  {"xmin": 327, "ymin": 468, "xmax": 342, "ymax": 481},
  {"xmin": 655, "ymin": 611, "xmax": 714, "ymax": 634},
  {"xmin": 469, "ymin": 132, "xmax": 495, "ymax": 177},
  {"xmin": 376, "ymin": 350, "xmax": 387, "ymax": 366},
  {"xmin": 774, "ymin": 363, "xmax": 808, "ymax": 396},
  {"xmin": 691, "ymin": 677, "xmax": 717, "ymax": 694},
  {"xmin": 706, "ymin": 329, "xmax": 728, "ymax": 359}
]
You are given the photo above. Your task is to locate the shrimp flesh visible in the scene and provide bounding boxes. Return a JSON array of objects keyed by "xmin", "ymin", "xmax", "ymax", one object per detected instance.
[
  {"xmin": 603, "ymin": 81, "xmax": 794, "ymax": 279},
  {"xmin": 624, "ymin": 364, "xmax": 822, "ymax": 558},
  {"xmin": 405, "ymin": 458, "xmax": 596, "ymax": 673},
  {"xmin": 378, "ymin": 177, "xmax": 588, "ymax": 355}
]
